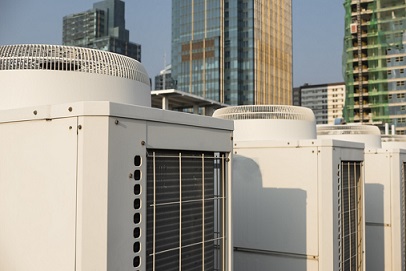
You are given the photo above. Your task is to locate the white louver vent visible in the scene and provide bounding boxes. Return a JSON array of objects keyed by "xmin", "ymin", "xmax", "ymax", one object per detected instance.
[
  {"xmin": 317, "ymin": 125, "xmax": 381, "ymax": 148},
  {"xmin": 213, "ymin": 105, "xmax": 316, "ymax": 141}
]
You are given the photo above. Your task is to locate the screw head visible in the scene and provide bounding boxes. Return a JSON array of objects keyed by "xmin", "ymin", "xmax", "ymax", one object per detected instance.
[
  {"xmin": 141, "ymin": 141, "xmax": 145, "ymax": 146},
  {"xmin": 68, "ymin": 107, "xmax": 72, "ymax": 112},
  {"xmin": 33, "ymin": 110, "xmax": 37, "ymax": 115}
]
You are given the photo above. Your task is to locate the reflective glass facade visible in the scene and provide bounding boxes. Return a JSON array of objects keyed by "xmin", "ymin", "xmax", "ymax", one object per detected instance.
[{"xmin": 172, "ymin": 0, "xmax": 292, "ymax": 105}]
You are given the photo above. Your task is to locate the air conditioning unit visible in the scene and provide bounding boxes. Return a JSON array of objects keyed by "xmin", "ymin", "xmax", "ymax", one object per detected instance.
[
  {"xmin": 382, "ymin": 134, "xmax": 406, "ymax": 149},
  {"xmin": 214, "ymin": 106, "xmax": 365, "ymax": 271},
  {"xmin": 0, "ymin": 45, "xmax": 233, "ymax": 271},
  {"xmin": 318, "ymin": 125, "xmax": 406, "ymax": 271}
]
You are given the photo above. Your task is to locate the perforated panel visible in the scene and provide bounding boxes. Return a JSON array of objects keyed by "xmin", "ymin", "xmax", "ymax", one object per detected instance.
[
  {"xmin": 338, "ymin": 161, "xmax": 363, "ymax": 271},
  {"xmin": 146, "ymin": 150, "xmax": 227, "ymax": 271},
  {"xmin": 0, "ymin": 44, "xmax": 150, "ymax": 85}
]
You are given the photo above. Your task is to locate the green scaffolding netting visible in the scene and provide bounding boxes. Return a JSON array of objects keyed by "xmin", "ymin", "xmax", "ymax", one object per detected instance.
[{"xmin": 343, "ymin": 0, "xmax": 406, "ymax": 126}]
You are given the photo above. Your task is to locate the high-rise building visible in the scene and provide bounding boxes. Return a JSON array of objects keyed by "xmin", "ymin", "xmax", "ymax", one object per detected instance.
[
  {"xmin": 343, "ymin": 0, "xmax": 406, "ymax": 134},
  {"xmin": 154, "ymin": 65, "xmax": 174, "ymax": 90},
  {"xmin": 63, "ymin": 0, "xmax": 141, "ymax": 61},
  {"xmin": 171, "ymin": 0, "xmax": 292, "ymax": 105},
  {"xmin": 292, "ymin": 87, "xmax": 301, "ymax": 106},
  {"xmin": 301, "ymin": 82, "xmax": 346, "ymax": 125}
]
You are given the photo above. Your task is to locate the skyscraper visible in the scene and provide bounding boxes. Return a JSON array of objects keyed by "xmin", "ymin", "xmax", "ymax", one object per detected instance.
[
  {"xmin": 171, "ymin": 0, "xmax": 292, "ymax": 105},
  {"xmin": 63, "ymin": 0, "xmax": 141, "ymax": 61},
  {"xmin": 343, "ymin": 0, "xmax": 406, "ymax": 134}
]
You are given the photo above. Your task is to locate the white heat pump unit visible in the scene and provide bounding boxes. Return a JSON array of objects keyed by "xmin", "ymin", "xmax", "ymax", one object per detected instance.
[
  {"xmin": 318, "ymin": 125, "xmax": 406, "ymax": 271},
  {"xmin": 213, "ymin": 106, "xmax": 366, "ymax": 271},
  {"xmin": 0, "ymin": 45, "xmax": 233, "ymax": 271},
  {"xmin": 382, "ymin": 134, "xmax": 406, "ymax": 149}
]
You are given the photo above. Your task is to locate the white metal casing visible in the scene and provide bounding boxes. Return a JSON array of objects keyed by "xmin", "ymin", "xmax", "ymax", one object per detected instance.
[
  {"xmin": 362, "ymin": 148, "xmax": 406, "ymax": 271},
  {"xmin": 212, "ymin": 105, "xmax": 316, "ymax": 141},
  {"xmin": 232, "ymin": 139, "xmax": 366, "ymax": 271},
  {"xmin": 318, "ymin": 125, "xmax": 406, "ymax": 270},
  {"xmin": 214, "ymin": 105, "xmax": 366, "ymax": 271},
  {"xmin": 0, "ymin": 101, "xmax": 233, "ymax": 271},
  {"xmin": 382, "ymin": 135, "xmax": 406, "ymax": 149}
]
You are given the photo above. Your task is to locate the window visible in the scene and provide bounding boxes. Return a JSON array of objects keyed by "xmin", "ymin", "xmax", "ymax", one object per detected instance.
[
  {"xmin": 397, "ymin": 81, "xmax": 405, "ymax": 86},
  {"xmin": 396, "ymin": 56, "xmax": 404, "ymax": 62}
]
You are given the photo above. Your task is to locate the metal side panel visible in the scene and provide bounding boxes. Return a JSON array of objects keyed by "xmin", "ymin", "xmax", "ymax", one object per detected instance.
[
  {"xmin": 232, "ymin": 145, "xmax": 319, "ymax": 271},
  {"xmin": 106, "ymin": 117, "xmax": 147, "ymax": 270},
  {"xmin": 0, "ymin": 117, "xmax": 78, "ymax": 271},
  {"xmin": 146, "ymin": 121, "xmax": 233, "ymax": 152},
  {"xmin": 75, "ymin": 116, "xmax": 110, "ymax": 271},
  {"xmin": 363, "ymin": 152, "xmax": 391, "ymax": 271}
]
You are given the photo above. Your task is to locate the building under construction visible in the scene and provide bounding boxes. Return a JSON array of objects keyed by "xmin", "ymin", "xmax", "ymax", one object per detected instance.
[{"xmin": 343, "ymin": 0, "xmax": 406, "ymax": 134}]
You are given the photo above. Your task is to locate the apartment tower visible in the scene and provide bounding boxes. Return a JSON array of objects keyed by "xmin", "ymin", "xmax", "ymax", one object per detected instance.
[
  {"xmin": 171, "ymin": 0, "xmax": 292, "ymax": 105},
  {"xmin": 300, "ymin": 82, "xmax": 346, "ymax": 124},
  {"xmin": 343, "ymin": 0, "xmax": 406, "ymax": 134},
  {"xmin": 63, "ymin": 0, "xmax": 141, "ymax": 61}
]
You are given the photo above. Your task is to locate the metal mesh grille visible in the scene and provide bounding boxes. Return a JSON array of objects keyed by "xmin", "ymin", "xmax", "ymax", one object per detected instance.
[
  {"xmin": 382, "ymin": 135, "xmax": 406, "ymax": 143},
  {"xmin": 146, "ymin": 150, "xmax": 226, "ymax": 271},
  {"xmin": 317, "ymin": 125, "xmax": 380, "ymax": 136},
  {"xmin": 212, "ymin": 105, "xmax": 315, "ymax": 121},
  {"xmin": 0, "ymin": 44, "xmax": 150, "ymax": 85},
  {"xmin": 338, "ymin": 161, "xmax": 363, "ymax": 271}
]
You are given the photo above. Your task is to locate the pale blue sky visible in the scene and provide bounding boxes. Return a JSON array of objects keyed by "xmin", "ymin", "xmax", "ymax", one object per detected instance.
[{"xmin": 0, "ymin": 0, "xmax": 345, "ymax": 87}]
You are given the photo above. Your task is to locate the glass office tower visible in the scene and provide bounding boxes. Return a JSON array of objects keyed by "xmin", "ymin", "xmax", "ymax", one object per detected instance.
[
  {"xmin": 172, "ymin": 0, "xmax": 292, "ymax": 105},
  {"xmin": 63, "ymin": 0, "xmax": 141, "ymax": 61},
  {"xmin": 343, "ymin": 0, "xmax": 406, "ymax": 134}
]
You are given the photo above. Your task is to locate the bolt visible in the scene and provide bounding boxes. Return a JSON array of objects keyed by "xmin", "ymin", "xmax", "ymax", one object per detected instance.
[
  {"xmin": 129, "ymin": 173, "xmax": 133, "ymax": 179},
  {"xmin": 33, "ymin": 110, "xmax": 37, "ymax": 115},
  {"xmin": 69, "ymin": 126, "xmax": 72, "ymax": 130},
  {"xmin": 68, "ymin": 107, "xmax": 72, "ymax": 112},
  {"xmin": 115, "ymin": 120, "xmax": 119, "ymax": 125},
  {"xmin": 141, "ymin": 141, "xmax": 145, "ymax": 146},
  {"xmin": 78, "ymin": 125, "xmax": 82, "ymax": 130}
]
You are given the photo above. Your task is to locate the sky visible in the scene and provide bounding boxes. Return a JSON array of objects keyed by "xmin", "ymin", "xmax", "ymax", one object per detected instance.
[{"xmin": 0, "ymin": 0, "xmax": 345, "ymax": 88}]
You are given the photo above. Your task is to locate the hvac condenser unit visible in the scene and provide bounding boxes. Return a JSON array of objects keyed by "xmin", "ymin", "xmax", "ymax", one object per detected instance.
[
  {"xmin": 213, "ymin": 106, "xmax": 365, "ymax": 271},
  {"xmin": 382, "ymin": 134, "xmax": 406, "ymax": 149},
  {"xmin": 318, "ymin": 125, "xmax": 406, "ymax": 271},
  {"xmin": 0, "ymin": 45, "xmax": 233, "ymax": 271}
]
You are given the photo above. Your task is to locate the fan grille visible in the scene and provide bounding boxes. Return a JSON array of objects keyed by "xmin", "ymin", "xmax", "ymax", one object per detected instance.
[
  {"xmin": 317, "ymin": 125, "xmax": 380, "ymax": 136},
  {"xmin": 0, "ymin": 44, "xmax": 150, "ymax": 85},
  {"xmin": 213, "ymin": 105, "xmax": 315, "ymax": 121}
]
